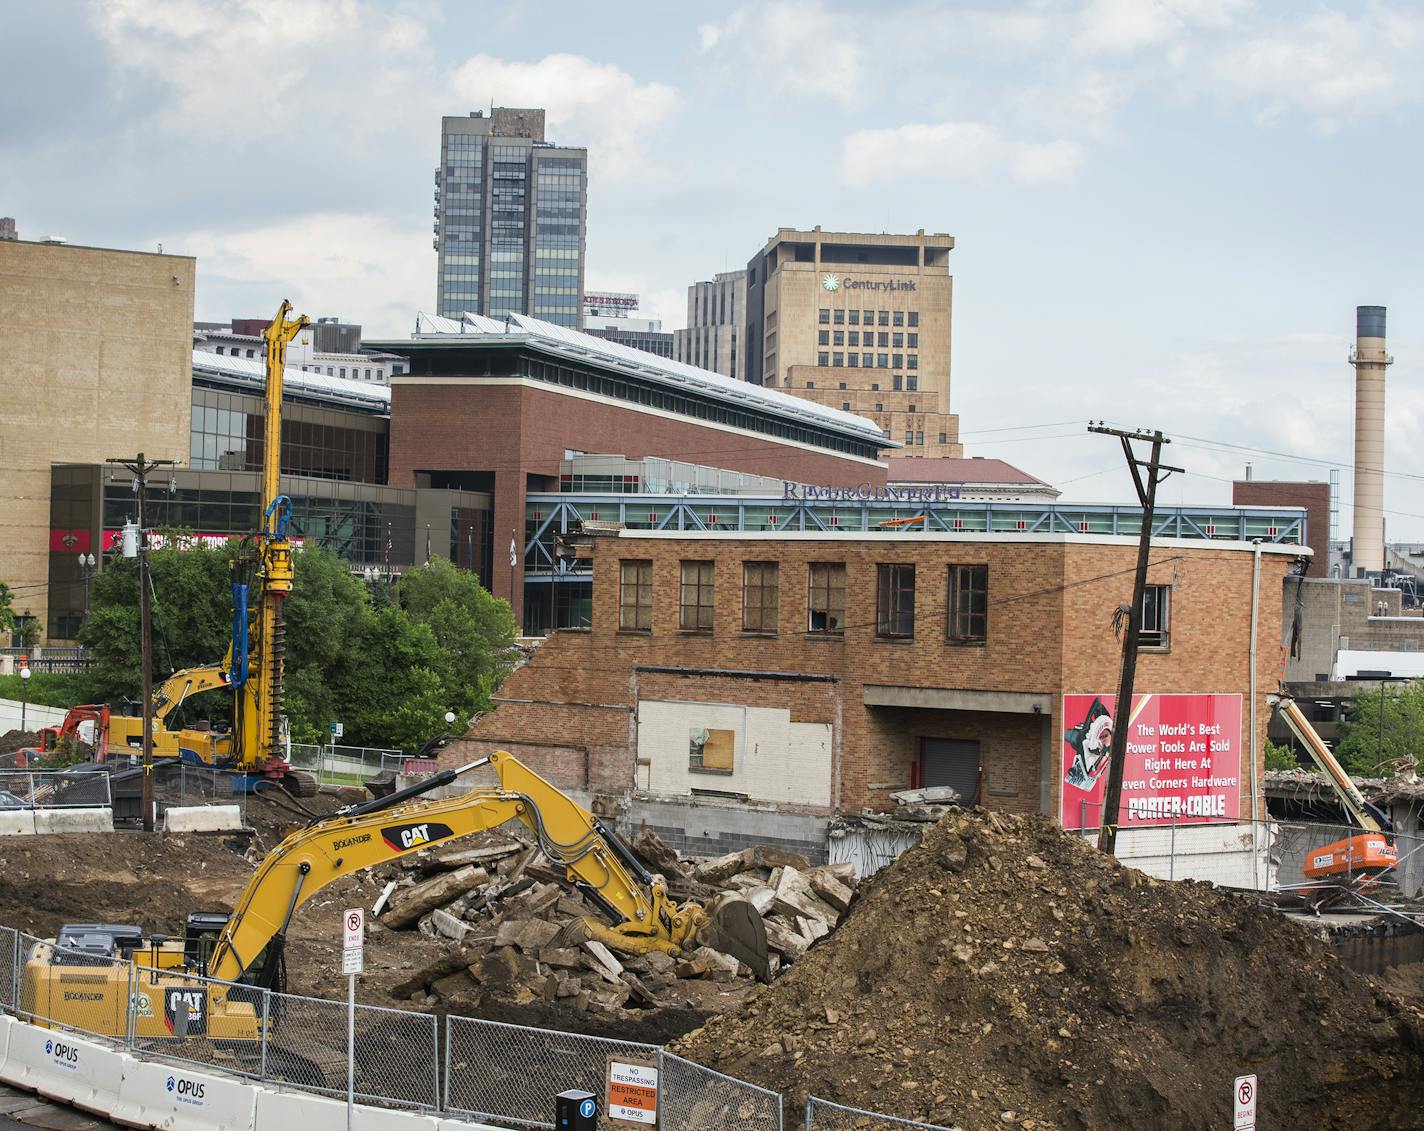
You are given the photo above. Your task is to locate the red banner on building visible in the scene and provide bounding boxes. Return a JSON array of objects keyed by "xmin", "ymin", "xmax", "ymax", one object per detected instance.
[
  {"xmin": 49, "ymin": 529, "xmax": 92, "ymax": 553},
  {"xmin": 1060, "ymin": 693, "xmax": 1242, "ymax": 830}
]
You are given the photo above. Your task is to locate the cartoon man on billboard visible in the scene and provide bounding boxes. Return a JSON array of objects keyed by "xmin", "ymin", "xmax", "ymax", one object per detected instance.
[{"xmin": 1065, "ymin": 697, "xmax": 1113, "ymax": 790}]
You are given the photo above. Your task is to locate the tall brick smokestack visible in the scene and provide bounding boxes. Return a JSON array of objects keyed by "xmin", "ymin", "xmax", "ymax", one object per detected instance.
[{"xmin": 1351, "ymin": 305, "xmax": 1392, "ymax": 575}]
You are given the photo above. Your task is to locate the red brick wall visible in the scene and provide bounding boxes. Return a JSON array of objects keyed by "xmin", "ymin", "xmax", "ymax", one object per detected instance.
[
  {"xmin": 1232, "ymin": 480, "xmax": 1327, "ymax": 577},
  {"xmin": 388, "ymin": 380, "xmax": 889, "ymax": 610},
  {"xmin": 442, "ymin": 534, "xmax": 1292, "ymax": 826}
]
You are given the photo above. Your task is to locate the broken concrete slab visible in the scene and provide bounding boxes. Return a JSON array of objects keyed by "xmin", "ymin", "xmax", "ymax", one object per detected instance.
[
  {"xmin": 381, "ymin": 864, "xmax": 480, "ymax": 928},
  {"xmin": 808, "ymin": 871, "xmax": 853, "ymax": 912},
  {"xmin": 582, "ymin": 939, "xmax": 625, "ymax": 979},
  {"xmin": 430, "ymin": 908, "xmax": 472, "ymax": 943},
  {"xmin": 495, "ymin": 918, "xmax": 562, "ymax": 952}
]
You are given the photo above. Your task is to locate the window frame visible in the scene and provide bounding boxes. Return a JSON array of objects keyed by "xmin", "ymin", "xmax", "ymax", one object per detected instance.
[
  {"xmin": 806, "ymin": 562, "xmax": 846, "ymax": 636},
  {"xmin": 1140, "ymin": 583, "xmax": 1171, "ymax": 649},
  {"xmin": 679, "ymin": 559, "xmax": 716, "ymax": 632},
  {"xmin": 875, "ymin": 563, "xmax": 916, "ymax": 639},
  {"xmin": 741, "ymin": 560, "xmax": 780, "ymax": 634},
  {"xmin": 619, "ymin": 559, "xmax": 653, "ymax": 632},
  {"xmin": 947, "ymin": 564, "xmax": 988, "ymax": 644}
]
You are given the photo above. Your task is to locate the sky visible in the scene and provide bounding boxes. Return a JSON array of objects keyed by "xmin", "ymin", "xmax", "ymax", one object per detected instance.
[{"xmin": 4, "ymin": 0, "xmax": 1424, "ymax": 538}]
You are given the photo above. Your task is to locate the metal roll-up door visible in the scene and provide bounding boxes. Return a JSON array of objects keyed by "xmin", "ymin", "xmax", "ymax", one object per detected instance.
[{"xmin": 921, "ymin": 738, "xmax": 981, "ymax": 805}]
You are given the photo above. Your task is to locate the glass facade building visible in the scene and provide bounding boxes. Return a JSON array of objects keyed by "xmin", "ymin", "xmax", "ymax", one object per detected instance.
[{"xmin": 435, "ymin": 110, "xmax": 587, "ymax": 326}]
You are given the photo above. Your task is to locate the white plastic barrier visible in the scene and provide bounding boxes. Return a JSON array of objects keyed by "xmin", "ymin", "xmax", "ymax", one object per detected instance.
[
  {"xmin": 0, "ymin": 1014, "xmax": 14, "ymax": 1072},
  {"xmin": 0, "ymin": 811, "xmax": 36, "ymax": 835},
  {"xmin": 33, "ymin": 808, "xmax": 113, "ymax": 834},
  {"xmin": 114, "ymin": 1057, "xmax": 257, "ymax": 1131},
  {"xmin": 164, "ymin": 805, "xmax": 244, "ymax": 833},
  {"xmin": 254, "ymin": 1087, "xmax": 465, "ymax": 1131},
  {"xmin": 0, "ymin": 1021, "xmax": 127, "ymax": 1113}
]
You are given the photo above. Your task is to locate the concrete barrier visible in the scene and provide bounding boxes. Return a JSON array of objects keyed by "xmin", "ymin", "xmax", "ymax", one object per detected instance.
[
  {"xmin": 163, "ymin": 805, "xmax": 244, "ymax": 833},
  {"xmin": 32, "ymin": 808, "xmax": 114, "ymax": 834},
  {"xmin": 254, "ymin": 1087, "xmax": 458, "ymax": 1131},
  {"xmin": 0, "ymin": 1022, "xmax": 127, "ymax": 1113},
  {"xmin": 0, "ymin": 811, "xmax": 36, "ymax": 836},
  {"xmin": 0, "ymin": 1014, "xmax": 14, "ymax": 1075},
  {"xmin": 114, "ymin": 1057, "xmax": 257, "ymax": 1131}
]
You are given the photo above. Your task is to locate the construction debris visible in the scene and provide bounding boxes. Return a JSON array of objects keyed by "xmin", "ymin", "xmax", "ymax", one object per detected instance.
[
  {"xmin": 673, "ymin": 808, "xmax": 1424, "ymax": 1131},
  {"xmin": 375, "ymin": 829, "xmax": 859, "ymax": 1024}
]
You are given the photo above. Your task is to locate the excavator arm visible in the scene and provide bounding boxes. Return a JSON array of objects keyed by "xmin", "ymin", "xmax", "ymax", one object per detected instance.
[
  {"xmin": 152, "ymin": 661, "xmax": 234, "ymax": 728},
  {"xmin": 206, "ymin": 750, "xmax": 768, "ymax": 984},
  {"xmin": 1270, "ymin": 694, "xmax": 1390, "ymax": 832}
]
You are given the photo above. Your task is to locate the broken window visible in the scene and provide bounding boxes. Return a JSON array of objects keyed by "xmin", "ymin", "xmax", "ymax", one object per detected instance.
[
  {"xmin": 742, "ymin": 561, "xmax": 779, "ymax": 633},
  {"xmin": 876, "ymin": 563, "xmax": 916, "ymax": 638},
  {"xmin": 679, "ymin": 560, "xmax": 715, "ymax": 631},
  {"xmin": 947, "ymin": 564, "xmax": 988, "ymax": 643},
  {"xmin": 1140, "ymin": 583, "xmax": 1171, "ymax": 649},
  {"xmin": 619, "ymin": 559, "xmax": 652, "ymax": 631},
  {"xmin": 689, "ymin": 727, "xmax": 735, "ymax": 773},
  {"xmin": 807, "ymin": 562, "xmax": 846, "ymax": 635}
]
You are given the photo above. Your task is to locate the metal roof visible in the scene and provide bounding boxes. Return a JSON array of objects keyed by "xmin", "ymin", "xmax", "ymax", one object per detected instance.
[
  {"xmin": 393, "ymin": 311, "xmax": 891, "ymax": 447},
  {"xmin": 191, "ymin": 348, "xmax": 391, "ymax": 414}
]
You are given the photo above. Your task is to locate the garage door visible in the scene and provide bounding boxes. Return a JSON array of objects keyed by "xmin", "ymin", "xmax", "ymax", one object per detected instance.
[{"xmin": 921, "ymin": 739, "xmax": 981, "ymax": 805}]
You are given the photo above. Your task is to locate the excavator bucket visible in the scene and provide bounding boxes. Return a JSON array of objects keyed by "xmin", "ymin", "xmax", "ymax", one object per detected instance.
[{"xmin": 701, "ymin": 895, "xmax": 771, "ymax": 983}]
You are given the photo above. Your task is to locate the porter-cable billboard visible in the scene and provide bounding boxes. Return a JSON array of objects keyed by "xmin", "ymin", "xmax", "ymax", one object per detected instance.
[{"xmin": 1060, "ymin": 693, "xmax": 1242, "ymax": 830}]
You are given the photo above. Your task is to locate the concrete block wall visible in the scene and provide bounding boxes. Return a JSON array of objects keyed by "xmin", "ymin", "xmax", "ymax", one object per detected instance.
[{"xmin": 622, "ymin": 796, "xmax": 829, "ymax": 863}]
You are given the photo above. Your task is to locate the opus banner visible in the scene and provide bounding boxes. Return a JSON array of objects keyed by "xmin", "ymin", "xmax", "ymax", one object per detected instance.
[{"xmin": 1060, "ymin": 693, "xmax": 1243, "ymax": 830}]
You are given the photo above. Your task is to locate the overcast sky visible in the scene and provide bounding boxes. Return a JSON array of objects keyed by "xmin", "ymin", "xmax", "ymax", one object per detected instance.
[{"xmin": 5, "ymin": 1, "xmax": 1423, "ymax": 538}]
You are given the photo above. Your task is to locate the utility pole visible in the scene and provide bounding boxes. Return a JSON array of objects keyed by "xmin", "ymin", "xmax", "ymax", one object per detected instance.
[
  {"xmin": 1086, "ymin": 424, "xmax": 1182, "ymax": 855},
  {"xmin": 107, "ymin": 452, "xmax": 177, "ymax": 832}
]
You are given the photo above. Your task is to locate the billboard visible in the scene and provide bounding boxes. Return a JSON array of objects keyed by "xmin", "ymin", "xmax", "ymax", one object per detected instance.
[{"xmin": 1060, "ymin": 693, "xmax": 1242, "ymax": 830}]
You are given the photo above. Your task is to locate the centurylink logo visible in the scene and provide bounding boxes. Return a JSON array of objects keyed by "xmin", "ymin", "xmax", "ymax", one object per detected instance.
[{"xmin": 822, "ymin": 273, "xmax": 841, "ymax": 291}]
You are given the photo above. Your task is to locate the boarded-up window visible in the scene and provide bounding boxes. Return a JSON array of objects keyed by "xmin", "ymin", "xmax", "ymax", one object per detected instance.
[{"xmin": 689, "ymin": 727, "xmax": 734, "ymax": 773}]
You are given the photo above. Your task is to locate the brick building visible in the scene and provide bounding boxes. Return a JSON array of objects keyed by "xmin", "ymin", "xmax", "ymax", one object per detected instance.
[
  {"xmin": 1233, "ymin": 479, "xmax": 1330, "ymax": 577},
  {"xmin": 445, "ymin": 528, "xmax": 1301, "ymax": 870}
]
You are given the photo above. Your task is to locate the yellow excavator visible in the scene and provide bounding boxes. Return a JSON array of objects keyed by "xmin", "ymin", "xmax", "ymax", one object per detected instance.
[
  {"xmin": 100, "ymin": 303, "xmax": 315, "ymax": 793},
  {"xmin": 21, "ymin": 750, "xmax": 769, "ymax": 1078}
]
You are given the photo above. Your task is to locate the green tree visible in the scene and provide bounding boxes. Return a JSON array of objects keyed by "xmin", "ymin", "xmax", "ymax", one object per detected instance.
[
  {"xmin": 1335, "ymin": 682, "xmax": 1424, "ymax": 776},
  {"xmin": 0, "ymin": 581, "xmax": 16, "ymax": 636},
  {"xmin": 395, "ymin": 557, "xmax": 517, "ymax": 718},
  {"xmin": 1264, "ymin": 740, "xmax": 1298, "ymax": 771}
]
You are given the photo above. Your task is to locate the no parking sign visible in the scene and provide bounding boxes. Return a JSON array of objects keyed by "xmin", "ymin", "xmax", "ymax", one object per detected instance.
[{"xmin": 1234, "ymin": 1073, "xmax": 1257, "ymax": 1129}]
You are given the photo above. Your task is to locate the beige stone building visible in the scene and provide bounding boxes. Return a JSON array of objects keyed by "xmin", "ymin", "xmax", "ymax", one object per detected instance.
[
  {"xmin": 0, "ymin": 240, "xmax": 195, "ymax": 644},
  {"xmin": 744, "ymin": 227, "xmax": 961, "ymax": 458},
  {"xmin": 673, "ymin": 269, "xmax": 747, "ymax": 381}
]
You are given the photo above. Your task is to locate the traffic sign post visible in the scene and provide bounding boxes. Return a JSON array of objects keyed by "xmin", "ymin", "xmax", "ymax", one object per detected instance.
[
  {"xmin": 1234, "ymin": 1073, "xmax": 1257, "ymax": 1130},
  {"xmin": 343, "ymin": 909, "xmax": 364, "ymax": 1131}
]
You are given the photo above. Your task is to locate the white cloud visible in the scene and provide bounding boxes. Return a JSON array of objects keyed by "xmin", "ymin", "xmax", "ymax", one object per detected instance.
[
  {"xmin": 840, "ymin": 122, "xmax": 1083, "ymax": 187},
  {"xmin": 448, "ymin": 53, "xmax": 681, "ymax": 182},
  {"xmin": 178, "ymin": 212, "xmax": 434, "ymax": 337},
  {"xmin": 697, "ymin": 1, "xmax": 862, "ymax": 107},
  {"xmin": 1193, "ymin": 8, "xmax": 1424, "ymax": 128}
]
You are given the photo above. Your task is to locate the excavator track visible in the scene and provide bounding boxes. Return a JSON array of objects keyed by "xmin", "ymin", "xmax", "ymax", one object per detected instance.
[{"xmin": 282, "ymin": 769, "xmax": 319, "ymax": 797}]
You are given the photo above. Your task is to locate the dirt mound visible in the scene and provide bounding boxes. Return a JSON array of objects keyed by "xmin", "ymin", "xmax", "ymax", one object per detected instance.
[
  {"xmin": 672, "ymin": 809, "xmax": 1424, "ymax": 1131},
  {"xmin": 0, "ymin": 832, "xmax": 253, "ymax": 937},
  {"xmin": 0, "ymin": 731, "xmax": 40, "ymax": 758}
]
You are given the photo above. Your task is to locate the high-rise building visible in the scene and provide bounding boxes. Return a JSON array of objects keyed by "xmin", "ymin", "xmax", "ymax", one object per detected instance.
[
  {"xmin": 744, "ymin": 227, "xmax": 961, "ymax": 457},
  {"xmin": 673, "ymin": 270, "xmax": 746, "ymax": 381},
  {"xmin": 433, "ymin": 109, "xmax": 587, "ymax": 326},
  {"xmin": 0, "ymin": 218, "xmax": 16, "ymax": 241},
  {"xmin": 581, "ymin": 294, "xmax": 673, "ymax": 359}
]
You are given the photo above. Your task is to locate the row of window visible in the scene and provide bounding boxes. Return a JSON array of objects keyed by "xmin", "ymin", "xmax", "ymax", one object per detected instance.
[
  {"xmin": 819, "ymin": 309, "xmax": 919, "ymax": 327},
  {"xmin": 820, "ymin": 331, "xmax": 918, "ymax": 348},
  {"xmin": 618, "ymin": 559, "xmax": 1173, "ymax": 647},
  {"xmin": 816, "ymin": 352, "xmax": 918, "ymax": 369}
]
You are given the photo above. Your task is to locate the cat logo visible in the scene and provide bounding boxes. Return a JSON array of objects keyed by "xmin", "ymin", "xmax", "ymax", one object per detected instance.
[
  {"xmin": 163, "ymin": 988, "xmax": 207, "ymax": 1035},
  {"xmin": 380, "ymin": 821, "xmax": 455, "ymax": 852}
]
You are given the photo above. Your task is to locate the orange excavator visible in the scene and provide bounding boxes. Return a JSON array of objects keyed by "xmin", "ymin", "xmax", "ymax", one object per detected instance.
[{"xmin": 1270, "ymin": 693, "xmax": 1397, "ymax": 888}]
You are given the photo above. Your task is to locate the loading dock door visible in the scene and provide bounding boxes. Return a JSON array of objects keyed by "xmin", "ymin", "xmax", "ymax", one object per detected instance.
[{"xmin": 921, "ymin": 739, "xmax": 981, "ymax": 805}]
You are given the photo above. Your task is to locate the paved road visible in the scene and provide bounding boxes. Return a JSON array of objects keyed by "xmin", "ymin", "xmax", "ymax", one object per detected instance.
[{"xmin": 0, "ymin": 1083, "xmax": 121, "ymax": 1131}]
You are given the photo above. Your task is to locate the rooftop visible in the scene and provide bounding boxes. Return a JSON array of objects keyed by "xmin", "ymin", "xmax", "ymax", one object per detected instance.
[
  {"xmin": 190, "ymin": 348, "xmax": 390, "ymax": 414},
  {"xmin": 885, "ymin": 456, "xmax": 1052, "ymax": 488},
  {"xmin": 374, "ymin": 312, "xmax": 889, "ymax": 448}
]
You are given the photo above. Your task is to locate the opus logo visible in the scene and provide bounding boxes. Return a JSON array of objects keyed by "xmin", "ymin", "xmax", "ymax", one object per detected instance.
[
  {"xmin": 167, "ymin": 1075, "xmax": 206, "ymax": 1105},
  {"xmin": 47, "ymin": 1039, "xmax": 79, "ymax": 1069}
]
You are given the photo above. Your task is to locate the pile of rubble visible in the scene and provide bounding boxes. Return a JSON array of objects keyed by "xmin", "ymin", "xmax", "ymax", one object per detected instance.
[
  {"xmin": 376, "ymin": 830, "xmax": 859, "ymax": 1025},
  {"xmin": 675, "ymin": 808, "xmax": 1424, "ymax": 1130}
]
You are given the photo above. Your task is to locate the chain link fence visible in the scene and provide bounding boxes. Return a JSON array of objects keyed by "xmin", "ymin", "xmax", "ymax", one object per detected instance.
[
  {"xmin": 660, "ymin": 1051, "xmax": 782, "ymax": 1131},
  {"xmin": 289, "ymin": 743, "xmax": 407, "ymax": 785},
  {"xmin": 805, "ymin": 1097, "xmax": 960, "ymax": 1130},
  {"xmin": 0, "ymin": 769, "xmax": 112, "ymax": 809},
  {"xmin": 444, "ymin": 1014, "xmax": 657, "ymax": 1128},
  {"xmin": 3, "ymin": 917, "xmax": 963, "ymax": 1130}
]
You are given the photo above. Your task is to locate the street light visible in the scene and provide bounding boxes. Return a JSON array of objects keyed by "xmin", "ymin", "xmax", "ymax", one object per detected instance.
[
  {"xmin": 77, "ymin": 552, "xmax": 96, "ymax": 618},
  {"xmin": 18, "ymin": 662, "xmax": 31, "ymax": 732},
  {"xmin": 444, "ymin": 712, "xmax": 456, "ymax": 726}
]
